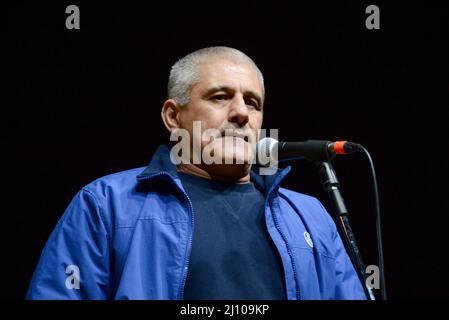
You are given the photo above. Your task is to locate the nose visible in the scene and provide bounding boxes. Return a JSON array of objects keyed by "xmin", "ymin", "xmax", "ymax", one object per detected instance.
[{"xmin": 228, "ymin": 95, "xmax": 249, "ymax": 127}]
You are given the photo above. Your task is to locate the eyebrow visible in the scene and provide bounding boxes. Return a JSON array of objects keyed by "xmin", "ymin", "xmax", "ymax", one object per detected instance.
[{"xmin": 203, "ymin": 86, "xmax": 263, "ymax": 108}]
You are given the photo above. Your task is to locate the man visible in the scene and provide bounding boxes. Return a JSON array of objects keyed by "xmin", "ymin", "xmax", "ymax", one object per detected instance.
[{"xmin": 26, "ymin": 46, "xmax": 367, "ymax": 299}]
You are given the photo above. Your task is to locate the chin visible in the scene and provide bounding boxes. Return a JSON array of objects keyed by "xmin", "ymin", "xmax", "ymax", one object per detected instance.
[
  {"xmin": 220, "ymin": 153, "xmax": 249, "ymax": 165},
  {"xmin": 222, "ymin": 145, "xmax": 254, "ymax": 163}
]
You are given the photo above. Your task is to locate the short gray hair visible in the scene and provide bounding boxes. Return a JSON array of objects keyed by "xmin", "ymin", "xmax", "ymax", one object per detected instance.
[{"xmin": 168, "ymin": 46, "xmax": 265, "ymax": 106}]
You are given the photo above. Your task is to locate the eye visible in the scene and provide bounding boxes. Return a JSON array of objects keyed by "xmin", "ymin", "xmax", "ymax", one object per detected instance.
[
  {"xmin": 245, "ymin": 98, "xmax": 261, "ymax": 110},
  {"xmin": 211, "ymin": 94, "xmax": 228, "ymax": 101}
]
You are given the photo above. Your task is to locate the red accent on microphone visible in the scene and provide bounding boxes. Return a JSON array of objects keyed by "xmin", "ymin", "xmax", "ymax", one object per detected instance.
[{"xmin": 334, "ymin": 141, "xmax": 347, "ymax": 154}]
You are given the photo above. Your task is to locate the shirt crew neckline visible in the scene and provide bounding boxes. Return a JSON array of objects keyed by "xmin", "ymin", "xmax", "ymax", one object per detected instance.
[{"xmin": 177, "ymin": 171, "xmax": 258, "ymax": 194}]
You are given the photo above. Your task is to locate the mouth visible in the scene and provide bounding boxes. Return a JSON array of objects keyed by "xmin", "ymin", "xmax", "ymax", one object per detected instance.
[{"xmin": 220, "ymin": 131, "xmax": 250, "ymax": 142}]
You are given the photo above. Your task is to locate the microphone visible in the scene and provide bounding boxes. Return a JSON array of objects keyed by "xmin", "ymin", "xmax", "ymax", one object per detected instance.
[{"xmin": 257, "ymin": 138, "xmax": 361, "ymax": 164}]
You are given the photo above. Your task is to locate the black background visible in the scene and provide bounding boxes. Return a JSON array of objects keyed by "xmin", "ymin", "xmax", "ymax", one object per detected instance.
[{"xmin": 3, "ymin": 1, "xmax": 448, "ymax": 300}]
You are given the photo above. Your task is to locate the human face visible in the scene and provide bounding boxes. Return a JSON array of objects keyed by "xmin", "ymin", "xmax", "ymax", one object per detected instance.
[{"xmin": 178, "ymin": 58, "xmax": 264, "ymax": 175}]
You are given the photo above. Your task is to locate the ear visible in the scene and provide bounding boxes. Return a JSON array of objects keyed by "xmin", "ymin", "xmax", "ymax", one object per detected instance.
[{"xmin": 161, "ymin": 99, "xmax": 182, "ymax": 132}]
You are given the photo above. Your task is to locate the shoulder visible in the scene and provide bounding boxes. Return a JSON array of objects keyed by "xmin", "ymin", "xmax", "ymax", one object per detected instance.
[
  {"xmin": 278, "ymin": 187, "xmax": 335, "ymax": 231},
  {"xmin": 278, "ymin": 187, "xmax": 319, "ymax": 203},
  {"xmin": 73, "ymin": 167, "xmax": 148, "ymax": 231},
  {"xmin": 81, "ymin": 166, "xmax": 147, "ymax": 197},
  {"xmin": 278, "ymin": 187, "xmax": 326, "ymax": 213}
]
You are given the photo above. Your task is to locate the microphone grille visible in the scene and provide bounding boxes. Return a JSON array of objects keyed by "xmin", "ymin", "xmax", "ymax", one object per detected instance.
[{"xmin": 257, "ymin": 137, "xmax": 278, "ymax": 158}]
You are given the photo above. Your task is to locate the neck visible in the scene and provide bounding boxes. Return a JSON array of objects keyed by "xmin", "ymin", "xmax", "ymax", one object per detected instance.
[{"xmin": 177, "ymin": 163, "xmax": 251, "ymax": 183}]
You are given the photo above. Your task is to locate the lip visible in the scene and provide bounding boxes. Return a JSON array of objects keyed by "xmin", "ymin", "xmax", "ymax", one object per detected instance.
[{"xmin": 220, "ymin": 132, "xmax": 250, "ymax": 142}]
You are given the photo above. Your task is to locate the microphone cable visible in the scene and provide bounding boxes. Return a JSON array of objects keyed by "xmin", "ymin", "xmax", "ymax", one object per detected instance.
[{"xmin": 360, "ymin": 145, "xmax": 387, "ymax": 300}]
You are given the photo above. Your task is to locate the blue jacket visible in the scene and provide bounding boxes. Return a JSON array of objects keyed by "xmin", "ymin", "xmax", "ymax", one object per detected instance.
[{"xmin": 26, "ymin": 144, "xmax": 367, "ymax": 300}]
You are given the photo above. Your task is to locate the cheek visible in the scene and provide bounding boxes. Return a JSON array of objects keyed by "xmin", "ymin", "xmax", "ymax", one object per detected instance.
[
  {"xmin": 205, "ymin": 109, "xmax": 228, "ymax": 126},
  {"xmin": 197, "ymin": 119, "xmax": 224, "ymax": 147},
  {"xmin": 200, "ymin": 113, "xmax": 227, "ymax": 136},
  {"xmin": 250, "ymin": 113, "xmax": 263, "ymax": 129},
  {"xmin": 248, "ymin": 115, "xmax": 263, "ymax": 142}
]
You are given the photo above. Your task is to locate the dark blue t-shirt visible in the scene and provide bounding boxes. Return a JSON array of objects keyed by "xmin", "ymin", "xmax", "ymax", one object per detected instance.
[{"xmin": 178, "ymin": 171, "xmax": 286, "ymax": 300}]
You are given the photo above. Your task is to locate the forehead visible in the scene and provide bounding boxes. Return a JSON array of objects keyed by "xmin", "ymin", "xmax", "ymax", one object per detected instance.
[{"xmin": 195, "ymin": 58, "xmax": 263, "ymax": 94}]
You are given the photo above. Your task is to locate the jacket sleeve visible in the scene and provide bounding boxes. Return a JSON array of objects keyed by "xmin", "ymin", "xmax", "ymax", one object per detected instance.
[
  {"xmin": 26, "ymin": 188, "xmax": 111, "ymax": 299},
  {"xmin": 324, "ymin": 208, "xmax": 368, "ymax": 300}
]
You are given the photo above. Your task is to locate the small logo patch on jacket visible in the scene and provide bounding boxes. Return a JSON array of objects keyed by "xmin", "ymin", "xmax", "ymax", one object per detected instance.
[{"xmin": 304, "ymin": 231, "xmax": 314, "ymax": 249}]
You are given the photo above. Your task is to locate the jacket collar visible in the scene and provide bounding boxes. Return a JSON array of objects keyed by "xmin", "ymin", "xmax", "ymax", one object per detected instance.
[
  {"xmin": 136, "ymin": 144, "xmax": 291, "ymax": 196},
  {"xmin": 136, "ymin": 144, "xmax": 179, "ymax": 179}
]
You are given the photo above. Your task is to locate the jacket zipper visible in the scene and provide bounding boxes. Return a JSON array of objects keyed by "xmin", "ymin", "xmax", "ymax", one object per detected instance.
[
  {"xmin": 138, "ymin": 171, "xmax": 194, "ymax": 300},
  {"xmin": 177, "ymin": 186, "xmax": 194, "ymax": 300},
  {"xmin": 266, "ymin": 187, "xmax": 301, "ymax": 300},
  {"xmin": 141, "ymin": 169, "xmax": 298, "ymax": 299}
]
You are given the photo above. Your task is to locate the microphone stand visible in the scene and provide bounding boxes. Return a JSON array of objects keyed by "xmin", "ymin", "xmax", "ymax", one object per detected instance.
[{"xmin": 315, "ymin": 160, "xmax": 376, "ymax": 300}]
